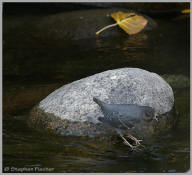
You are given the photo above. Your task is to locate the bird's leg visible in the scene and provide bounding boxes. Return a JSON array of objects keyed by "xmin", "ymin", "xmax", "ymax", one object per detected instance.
[
  {"xmin": 120, "ymin": 135, "xmax": 134, "ymax": 148},
  {"xmin": 126, "ymin": 133, "xmax": 142, "ymax": 146},
  {"xmin": 115, "ymin": 129, "xmax": 139, "ymax": 150}
]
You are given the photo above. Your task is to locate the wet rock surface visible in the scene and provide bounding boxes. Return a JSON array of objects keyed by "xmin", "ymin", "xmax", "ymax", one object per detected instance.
[
  {"xmin": 29, "ymin": 68, "xmax": 175, "ymax": 138},
  {"xmin": 4, "ymin": 9, "xmax": 157, "ymax": 41},
  {"xmin": 80, "ymin": 3, "xmax": 189, "ymax": 17}
]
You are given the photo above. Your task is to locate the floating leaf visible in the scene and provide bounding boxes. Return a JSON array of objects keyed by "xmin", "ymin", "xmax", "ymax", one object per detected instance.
[
  {"xmin": 96, "ymin": 11, "xmax": 148, "ymax": 35},
  {"xmin": 181, "ymin": 9, "xmax": 190, "ymax": 14}
]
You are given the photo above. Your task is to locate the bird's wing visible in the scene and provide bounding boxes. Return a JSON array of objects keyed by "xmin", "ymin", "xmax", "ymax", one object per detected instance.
[
  {"xmin": 107, "ymin": 111, "xmax": 120, "ymax": 122},
  {"xmin": 102, "ymin": 111, "xmax": 122, "ymax": 127},
  {"xmin": 116, "ymin": 112, "xmax": 135, "ymax": 129}
]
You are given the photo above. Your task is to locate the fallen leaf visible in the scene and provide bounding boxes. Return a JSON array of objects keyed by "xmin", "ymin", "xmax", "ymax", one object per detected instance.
[
  {"xmin": 181, "ymin": 9, "xmax": 190, "ymax": 14},
  {"xmin": 96, "ymin": 11, "xmax": 148, "ymax": 35}
]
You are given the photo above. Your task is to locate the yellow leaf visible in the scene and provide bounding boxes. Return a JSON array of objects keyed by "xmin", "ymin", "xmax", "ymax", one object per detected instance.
[
  {"xmin": 111, "ymin": 11, "xmax": 136, "ymax": 22},
  {"xmin": 96, "ymin": 11, "xmax": 148, "ymax": 35},
  {"xmin": 181, "ymin": 9, "xmax": 190, "ymax": 14},
  {"xmin": 111, "ymin": 11, "xmax": 148, "ymax": 35}
]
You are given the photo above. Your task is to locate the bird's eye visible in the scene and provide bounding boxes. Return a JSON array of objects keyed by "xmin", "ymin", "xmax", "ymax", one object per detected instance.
[{"xmin": 154, "ymin": 115, "xmax": 158, "ymax": 121}]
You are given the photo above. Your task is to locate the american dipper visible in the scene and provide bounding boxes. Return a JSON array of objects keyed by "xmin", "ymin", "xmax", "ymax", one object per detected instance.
[{"xmin": 93, "ymin": 97, "xmax": 158, "ymax": 149}]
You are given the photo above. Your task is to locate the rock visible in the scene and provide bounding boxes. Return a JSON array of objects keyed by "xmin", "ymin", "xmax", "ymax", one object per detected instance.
[
  {"xmin": 80, "ymin": 3, "xmax": 189, "ymax": 17},
  {"xmin": 29, "ymin": 68, "xmax": 175, "ymax": 139},
  {"xmin": 4, "ymin": 9, "xmax": 157, "ymax": 42},
  {"xmin": 3, "ymin": 83, "xmax": 62, "ymax": 117}
]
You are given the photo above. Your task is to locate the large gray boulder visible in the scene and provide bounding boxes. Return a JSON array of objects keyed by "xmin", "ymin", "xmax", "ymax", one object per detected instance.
[{"xmin": 29, "ymin": 68, "xmax": 175, "ymax": 138}]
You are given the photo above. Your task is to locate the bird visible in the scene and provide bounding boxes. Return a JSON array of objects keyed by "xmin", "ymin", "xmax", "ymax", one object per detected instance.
[{"xmin": 93, "ymin": 97, "xmax": 158, "ymax": 150}]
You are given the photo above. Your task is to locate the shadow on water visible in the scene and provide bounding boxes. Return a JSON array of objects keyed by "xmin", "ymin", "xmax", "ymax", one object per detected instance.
[{"xmin": 3, "ymin": 4, "xmax": 190, "ymax": 173}]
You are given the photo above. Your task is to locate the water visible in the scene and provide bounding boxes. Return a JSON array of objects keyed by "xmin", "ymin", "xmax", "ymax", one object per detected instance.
[{"xmin": 3, "ymin": 7, "xmax": 190, "ymax": 173}]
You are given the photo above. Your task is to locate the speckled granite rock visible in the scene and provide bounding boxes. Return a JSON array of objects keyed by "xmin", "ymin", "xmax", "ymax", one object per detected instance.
[{"xmin": 29, "ymin": 68, "xmax": 175, "ymax": 138}]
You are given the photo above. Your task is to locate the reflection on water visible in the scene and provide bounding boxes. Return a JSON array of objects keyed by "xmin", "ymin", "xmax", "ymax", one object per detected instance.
[{"xmin": 3, "ymin": 9, "xmax": 190, "ymax": 173}]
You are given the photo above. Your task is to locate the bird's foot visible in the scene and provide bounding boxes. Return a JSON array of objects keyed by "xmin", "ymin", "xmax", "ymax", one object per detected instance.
[
  {"xmin": 123, "ymin": 141, "xmax": 141, "ymax": 151},
  {"xmin": 125, "ymin": 134, "xmax": 145, "ymax": 150},
  {"xmin": 126, "ymin": 134, "xmax": 142, "ymax": 146},
  {"xmin": 120, "ymin": 135, "xmax": 142, "ymax": 151}
]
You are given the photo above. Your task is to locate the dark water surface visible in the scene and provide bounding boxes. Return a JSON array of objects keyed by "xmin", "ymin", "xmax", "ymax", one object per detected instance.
[{"xmin": 3, "ymin": 7, "xmax": 190, "ymax": 173}]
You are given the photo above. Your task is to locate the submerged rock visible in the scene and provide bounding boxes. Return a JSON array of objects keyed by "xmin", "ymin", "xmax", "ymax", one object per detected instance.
[
  {"xmin": 4, "ymin": 9, "xmax": 156, "ymax": 42},
  {"xmin": 29, "ymin": 68, "xmax": 175, "ymax": 139}
]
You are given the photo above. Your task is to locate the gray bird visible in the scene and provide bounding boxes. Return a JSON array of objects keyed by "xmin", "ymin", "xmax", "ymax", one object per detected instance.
[{"xmin": 93, "ymin": 97, "xmax": 158, "ymax": 149}]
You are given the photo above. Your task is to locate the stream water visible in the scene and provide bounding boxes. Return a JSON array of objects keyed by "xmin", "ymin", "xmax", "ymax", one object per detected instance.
[{"xmin": 3, "ymin": 6, "xmax": 190, "ymax": 173}]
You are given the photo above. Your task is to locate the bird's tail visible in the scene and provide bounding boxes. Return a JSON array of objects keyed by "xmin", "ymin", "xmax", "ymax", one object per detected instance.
[{"xmin": 93, "ymin": 97, "xmax": 105, "ymax": 107}]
